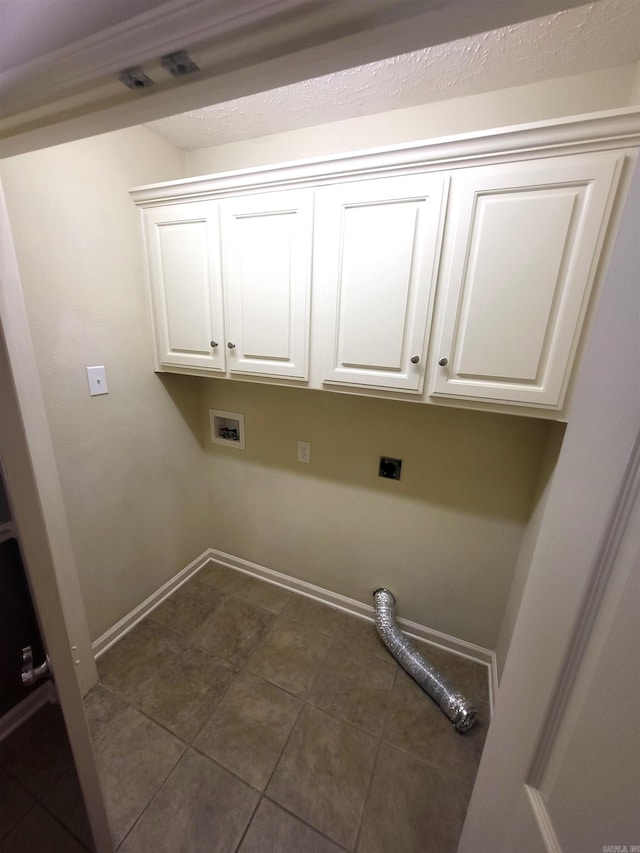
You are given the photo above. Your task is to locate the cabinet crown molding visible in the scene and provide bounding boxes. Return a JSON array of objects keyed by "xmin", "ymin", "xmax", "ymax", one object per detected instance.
[{"xmin": 130, "ymin": 107, "xmax": 640, "ymax": 206}]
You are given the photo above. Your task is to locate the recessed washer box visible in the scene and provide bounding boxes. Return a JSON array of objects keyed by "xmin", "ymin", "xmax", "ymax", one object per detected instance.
[{"xmin": 209, "ymin": 409, "xmax": 245, "ymax": 450}]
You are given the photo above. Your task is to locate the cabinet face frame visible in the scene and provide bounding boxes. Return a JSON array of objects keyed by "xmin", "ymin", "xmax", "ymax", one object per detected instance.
[
  {"xmin": 316, "ymin": 173, "xmax": 449, "ymax": 393},
  {"xmin": 142, "ymin": 201, "xmax": 225, "ymax": 373},
  {"xmin": 220, "ymin": 189, "xmax": 313, "ymax": 381},
  {"xmin": 429, "ymin": 151, "xmax": 624, "ymax": 409}
]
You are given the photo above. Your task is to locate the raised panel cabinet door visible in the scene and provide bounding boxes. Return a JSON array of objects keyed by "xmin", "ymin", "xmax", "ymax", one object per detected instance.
[
  {"xmin": 430, "ymin": 151, "xmax": 624, "ymax": 408},
  {"xmin": 143, "ymin": 201, "xmax": 225, "ymax": 372},
  {"xmin": 221, "ymin": 189, "xmax": 313, "ymax": 380},
  {"xmin": 315, "ymin": 173, "xmax": 448, "ymax": 392}
]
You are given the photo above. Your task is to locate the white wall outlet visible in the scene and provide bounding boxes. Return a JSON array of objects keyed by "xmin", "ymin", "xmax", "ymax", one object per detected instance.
[
  {"xmin": 86, "ymin": 366, "xmax": 108, "ymax": 396},
  {"xmin": 297, "ymin": 440, "xmax": 311, "ymax": 464}
]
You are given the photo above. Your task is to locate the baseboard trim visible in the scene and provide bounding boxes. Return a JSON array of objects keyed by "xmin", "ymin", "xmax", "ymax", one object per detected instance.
[
  {"xmin": 524, "ymin": 784, "xmax": 562, "ymax": 853},
  {"xmin": 92, "ymin": 550, "xmax": 212, "ymax": 658},
  {"xmin": 92, "ymin": 547, "xmax": 497, "ymax": 711},
  {"xmin": 0, "ymin": 680, "xmax": 57, "ymax": 743}
]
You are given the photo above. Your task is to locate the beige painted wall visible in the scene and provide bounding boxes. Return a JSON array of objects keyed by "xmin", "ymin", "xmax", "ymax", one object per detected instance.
[
  {"xmin": 631, "ymin": 60, "xmax": 640, "ymax": 104},
  {"xmin": 202, "ymin": 381, "xmax": 552, "ymax": 650},
  {"xmin": 0, "ymin": 127, "xmax": 211, "ymax": 640},
  {"xmin": 186, "ymin": 63, "xmax": 639, "ymax": 176},
  {"xmin": 494, "ymin": 421, "xmax": 565, "ymax": 674}
]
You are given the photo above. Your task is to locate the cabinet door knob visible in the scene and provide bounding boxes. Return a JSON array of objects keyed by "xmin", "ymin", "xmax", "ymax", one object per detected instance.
[
  {"xmin": 438, "ymin": 357, "xmax": 448, "ymax": 367},
  {"xmin": 410, "ymin": 355, "xmax": 420, "ymax": 364},
  {"xmin": 227, "ymin": 341, "xmax": 236, "ymax": 349},
  {"xmin": 210, "ymin": 340, "xmax": 218, "ymax": 348}
]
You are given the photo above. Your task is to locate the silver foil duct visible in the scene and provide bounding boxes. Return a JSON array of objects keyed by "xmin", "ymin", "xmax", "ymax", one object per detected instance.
[{"xmin": 373, "ymin": 588, "xmax": 477, "ymax": 733}]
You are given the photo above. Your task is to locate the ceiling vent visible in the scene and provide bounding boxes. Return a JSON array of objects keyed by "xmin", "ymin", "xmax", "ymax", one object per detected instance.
[
  {"xmin": 161, "ymin": 51, "xmax": 200, "ymax": 78},
  {"xmin": 118, "ymin": 68, "xmax": 154, "ymax": 90}
]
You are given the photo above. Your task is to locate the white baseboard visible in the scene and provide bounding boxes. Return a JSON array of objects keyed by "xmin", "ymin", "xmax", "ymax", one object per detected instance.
[
  {"xmin": 0, "ymin": 680, "xmax": 57, "ymax": 743},
  {"xmin": 92, "ymin": 550, "xmax": 212, "ymax": 658},
  {"xmin": 92, "ymin": 547, "xmax": 498, "ymax": 711}
]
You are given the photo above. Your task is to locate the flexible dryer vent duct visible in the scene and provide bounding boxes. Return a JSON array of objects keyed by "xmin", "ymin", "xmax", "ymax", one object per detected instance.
[{"xmin": 373, "ymin": 588, "xmax": 477, "ymax": 733}]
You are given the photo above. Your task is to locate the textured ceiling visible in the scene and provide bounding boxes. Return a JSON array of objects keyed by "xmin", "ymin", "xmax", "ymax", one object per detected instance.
[{"xmin": 145, "ymin": 0, "xmax": 640, "ymax": 150}]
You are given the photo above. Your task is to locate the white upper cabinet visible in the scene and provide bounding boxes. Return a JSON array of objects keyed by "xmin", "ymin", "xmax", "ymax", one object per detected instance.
[
  {"xmin": 429, "ymin": 151, "xmax": 623, "ymax": 408},
  {"xmin": 133, "ymin": 111, "xmax": 638, "ymax": 416},
  {"xmin": 142, "ymin": 191, "xmax": 313, "ymax": 380},
  {"xmin": 142, "ymin": 201, "xmax": 225, "ymax": 372},
  {"xmin": 220, "ymin": 190, "xmax": 312, "ymax": 380},
  {"xmin": 315, "ymin": 174, "xmax": 448, "ymax": 393}
]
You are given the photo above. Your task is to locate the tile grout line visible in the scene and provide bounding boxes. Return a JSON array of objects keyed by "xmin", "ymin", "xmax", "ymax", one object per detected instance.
[
  {"xmin": 0, "ymin": 800, "xmax": 38, "ymax": 846},
  {"xmin": 0, "ymin": 742, "xmax": 80, "ymax": 834},
  {"xmin": 231, "ymin": 789, "xmax": 262, "ymax": 853},
  {"xmin": 0, "ymin": 781, "xmax": 92, "ymax": 852},
  {"xmin": 229, "ymin": 609, "xmax": 350, "ymax": 851},
  {"xmin": 113, "ymin": 743, "xmax": 190, "ymax": 851},
  {"xmin": 251, "ymin": 614, "xmax": 332, "ymax": 803},
  {"xmin": 89, "ymin": 684, "xmax": 190, "ymax": 851},
  {"xmin": 42, "ymin": 767, "xmax": 96, "ymax": 850},
  {"xmin": 262, "ymin": 796, "xmax": 354, "ymax": 852},
  {"xmin": 352, "ymin": 664, "xmax": 401, "ymax": 852}
]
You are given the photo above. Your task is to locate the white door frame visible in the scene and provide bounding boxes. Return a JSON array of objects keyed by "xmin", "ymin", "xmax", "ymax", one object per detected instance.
[
  {"xmin": 0, "ymin": 182, "xmax": 113, "ymax": 852},
  {"xmin": 459, "ymin": 158, "xmax": 640, "ymax": 850}
]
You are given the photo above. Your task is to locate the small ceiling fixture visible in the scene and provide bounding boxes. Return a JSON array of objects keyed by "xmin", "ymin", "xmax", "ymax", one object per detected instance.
[{"xmin": 161, "ymin": 51, "xmax": 200, "ymax": 78}]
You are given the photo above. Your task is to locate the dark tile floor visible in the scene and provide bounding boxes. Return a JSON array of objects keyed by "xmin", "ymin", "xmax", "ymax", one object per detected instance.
[
  {"xmin": 88, "ymin": 563, "xmax": 491, "ymax": 852},
  {"xmin": 0, "ymin": 700, "xmax": 94, "ymax": 851}
]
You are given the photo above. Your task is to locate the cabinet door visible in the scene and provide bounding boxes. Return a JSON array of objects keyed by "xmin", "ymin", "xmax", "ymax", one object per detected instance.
[
  {"xmin": 430, "ymin": 152, "xmax": 622, "ymax": 408},
  {"xmin": 316, "ymin": 174, "xmax": 448, "ymax": 393},
  {"xmin": 143, "ymin": 202, "xmax": 225, "ymax": 372},
  {"xmin": 221, "ymin": 190, "xmax": 312, "ymax": 380}
]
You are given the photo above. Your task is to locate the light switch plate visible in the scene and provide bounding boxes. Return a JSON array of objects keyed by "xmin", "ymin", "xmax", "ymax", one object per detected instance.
[{"xmin": 86, "ymin": 366, "xmax": 108, "ymax": 396}]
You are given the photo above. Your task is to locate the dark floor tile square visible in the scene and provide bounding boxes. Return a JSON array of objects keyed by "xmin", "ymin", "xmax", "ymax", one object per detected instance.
[
  {"xmin": 239, "ymin": 799, "xmax": 344, "ymax": 853},
  {"xmin": 246, "ymin": 619, "xmax": 331, "ymax": 698},
  {"xmin": 307, "ymin": 641, "xmax": 396, "ymax": 736},
  {"xmin": 229, "ymin": 573, "xmax": 295, "ymax": 614},
  {"xmin": 147, "ymin": 579, "xmax": 224, "ymax": 638},
  {"xmin": 195, "ymin": 672, "xmax": 301, "ymax": 790},
  {"xmin": 43, "ymin": 768, "xmax": 93, "ymax": 849},
  {"xmin": 357, "ymin": 743, "xmax": 472, "ymax": 853},
  {"xmin": 83, "ymin": 684, "xmax": 129, "ymax": 741},
  {"xmin": 118, "ymin": 749, "xmax": 259, "ymax": 853},
  {"xmin": 129, "ymin": 642, "xmax": 235, "ymax": 742},
  {"xmin": 0, "ymin": 702, "xmax": 73, "ymax": 798},
  {"xmin": 190, "ymin": 594, "xmax": 274, "ymax": 665},
  {"xmin": 0, "ymin": 767, "xmax": 35, "ymax": 841},
  {"xmin": 0, "ymin": 803, "xmax": 87, "ymax": 853},
  {"xmin": 382, "ymin": 668, "xmax": 488, "ymax": 785},
  {"xmin": 92, "ymin": 704, "xmax": 185, "ymax": 845},
  {"xmin": 96, "ymin": 619, "xmax": 178, "ymax": 700},
  {"xmin": 280, "ymin": 596, "xmax": 348, "ymax": 637},
  {"xmin": 195, "ymin": 561, "xmax": 246, "ymax": 594},
  {"xmin": 267, "ymin": 705, "xmax": 377, "ymax": 849},
  {"xmin": 335, "ymin": 615, "xmax": 393, "ymax": 663}
]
